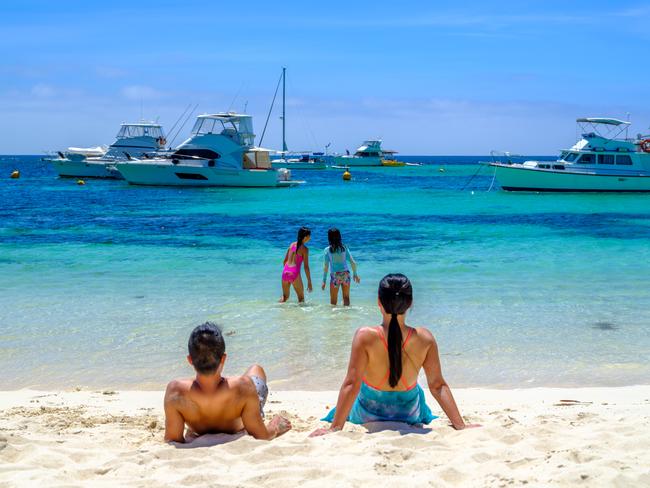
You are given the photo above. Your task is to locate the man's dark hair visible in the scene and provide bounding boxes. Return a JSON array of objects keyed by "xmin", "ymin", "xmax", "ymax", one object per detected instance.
[{"xmin": 188, "ymin": 322, "xmax": 226, "ymax": 375}]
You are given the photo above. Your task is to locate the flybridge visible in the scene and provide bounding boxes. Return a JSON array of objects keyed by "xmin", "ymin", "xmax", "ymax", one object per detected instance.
[{"xmin": 576, "ymin": 117, "xmax": 631, "ymax": 141}]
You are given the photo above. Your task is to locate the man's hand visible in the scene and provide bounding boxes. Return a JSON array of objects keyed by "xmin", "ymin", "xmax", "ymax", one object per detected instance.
[
  {"xmin": 321, "ymin": 282, "xmax": 326, "ymax": 290},
  {"xmin": 268, "ymin": 415, "xmax": 292, "ymax": 438},
  {"xmin": 353, "ymin": 275, "xmax": 361, "ymax": 284}
]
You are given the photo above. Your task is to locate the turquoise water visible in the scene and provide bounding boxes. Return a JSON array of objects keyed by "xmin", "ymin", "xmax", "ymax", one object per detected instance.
[{"xmin": 1, "ymin": 155, "xmax": 649, "ymax": 390}]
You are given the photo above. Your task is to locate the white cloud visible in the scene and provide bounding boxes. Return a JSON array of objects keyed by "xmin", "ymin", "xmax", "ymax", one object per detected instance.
[{"xmin": 120, "ymin": 85, "xmax": 165, "ymax": 101}]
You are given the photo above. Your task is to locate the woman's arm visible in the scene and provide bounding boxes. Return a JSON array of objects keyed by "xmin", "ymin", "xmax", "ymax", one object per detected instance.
[
  {"xmin": 302, "ymin": 248, "xmax": 313, "ymax": 292},
  {"xmin": 282, "ymin": 246, "xmax": 290, "ymax": 266},
  {"xmin": 422, "ymin": 332, "xmax": 477, "ymax": 430},
  {"xmin": 310, "ymin": 329, "xmax": 369, "ymax": 436},
  {"xmin": 346, "ymin": 247, "xmax": 360, "ymax": 283},
  {"xmin": 321, "ymin": 250, "xmax": 329, "ymax": 289}
]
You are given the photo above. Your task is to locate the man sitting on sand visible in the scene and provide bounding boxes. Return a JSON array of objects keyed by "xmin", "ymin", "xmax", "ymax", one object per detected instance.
[{"xmin": 164, "ymin": 322, "xmax": 292, "ymax": 442}]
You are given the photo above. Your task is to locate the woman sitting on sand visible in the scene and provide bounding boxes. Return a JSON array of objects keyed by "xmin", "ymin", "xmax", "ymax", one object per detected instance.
[
  {"xmin": 280, "ymin": 226, "xmax": 313, "ymax": 303},
  {"xmin": 311, "ymin": 273, "xmax": 478, "ymax": 435},
  {"xmin": 322, "ymin": 228, "xmax": 360, "ymax": 306}
]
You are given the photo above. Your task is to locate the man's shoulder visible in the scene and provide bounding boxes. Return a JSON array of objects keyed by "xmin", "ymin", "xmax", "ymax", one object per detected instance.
[
  {"xmin": 227, "ymin": 375, "xmax": 257, "ymax": 397},
  {"xmin": 164, "ymin": 378, "xmax": 193, "ymax": 403}
]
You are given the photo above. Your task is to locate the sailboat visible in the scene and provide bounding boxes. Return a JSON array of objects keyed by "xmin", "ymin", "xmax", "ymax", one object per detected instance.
[{"xmin": 269, "ymin": 68, "xmax": 326, "ymax": 170}]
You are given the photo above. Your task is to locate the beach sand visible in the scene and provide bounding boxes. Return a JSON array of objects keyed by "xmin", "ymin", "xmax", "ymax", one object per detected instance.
[{"xmin": 1, "ymin": 387, "xmax": 649, "ymax": 487}]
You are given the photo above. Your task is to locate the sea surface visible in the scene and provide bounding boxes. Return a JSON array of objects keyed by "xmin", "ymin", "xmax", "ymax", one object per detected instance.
[{"xmin": 1, "ymin": 155, "xmax": 649, "ymax": 390}]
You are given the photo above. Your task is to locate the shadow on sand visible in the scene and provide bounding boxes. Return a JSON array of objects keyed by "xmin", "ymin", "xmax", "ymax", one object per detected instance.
[
  {"xmin": 172, "ymin": 431, "xmax": 246, "ymax": 448},
  {"xmin": 363, "ymin": 421, "xmax": 432, "ymax": 435}
]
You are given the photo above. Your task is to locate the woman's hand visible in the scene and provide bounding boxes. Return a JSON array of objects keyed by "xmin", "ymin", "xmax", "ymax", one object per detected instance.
[
  {"xmin": 451, "ymin": 422, "xmax": 482, "ymax": 430},
  {"xmin": 309, "ymin": 427, "xmax": 336, "ymax": 437},
  {"xmin": 308, "ymin": 281, "xmax": 313, "ymax": 293}
]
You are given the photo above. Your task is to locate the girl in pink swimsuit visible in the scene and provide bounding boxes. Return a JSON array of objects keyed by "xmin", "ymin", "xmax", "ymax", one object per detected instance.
[{"xmin": 279, "ymin": 227, "xmax": 313, "ymax": 303}]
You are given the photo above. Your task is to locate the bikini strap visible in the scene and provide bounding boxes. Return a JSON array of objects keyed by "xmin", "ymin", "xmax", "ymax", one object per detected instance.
[
  {"xmin": 373, "ymin": 327, "xmax": 389, "ymax": 350},
  {"xmin": 402, "ymin": 327, "xmax": 414, "ymax": 349}
]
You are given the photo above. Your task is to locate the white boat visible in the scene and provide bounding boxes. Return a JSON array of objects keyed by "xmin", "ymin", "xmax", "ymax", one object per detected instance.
[
  {"xmin": 115, "ymin": 113, "xmax": 297, "ymax": 187},
  {"xmin": 271, "ymin": 152, "xmax": 327, "ymax": 170},
  {"xmin": 490, "ymin": 117, "xmax": 650, "ymax": 192},
  {"xmin": 333, "ymin": 140, "xmax": 389, "ymax": 167},
  {"xmin": 51, "ymin": 122, "xmax": 166, "ymax": 178},
  {"xmin": 65, "ymin": 146, "xmax": 108, "ymax": 159}
]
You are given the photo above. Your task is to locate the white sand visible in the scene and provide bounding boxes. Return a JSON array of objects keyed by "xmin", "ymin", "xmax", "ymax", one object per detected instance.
[{"xmin": 1, "ymin": 387, "xmax": 649, "ymax": 487}]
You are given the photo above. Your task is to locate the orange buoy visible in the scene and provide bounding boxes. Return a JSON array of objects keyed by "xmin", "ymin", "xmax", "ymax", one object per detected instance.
[{"xmin": 10, "ymin": 170, "xmax": 20, "ymax": 179}]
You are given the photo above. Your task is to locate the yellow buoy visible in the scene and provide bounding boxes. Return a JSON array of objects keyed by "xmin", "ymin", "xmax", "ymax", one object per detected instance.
[
  {"xmin": 10, "ymin": 170, "xmax": 20, "ymax": 179},
  {"xmin": 342, "ymin": 170, "xmax": 351, "ymax": 181},
  {"xmin": 77, "ymin": 179, "xmax": 85, "ymax": 186}
]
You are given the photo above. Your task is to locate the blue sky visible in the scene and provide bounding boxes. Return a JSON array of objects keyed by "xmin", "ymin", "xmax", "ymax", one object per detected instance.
[{"xmin": 1, "ymin": 0, "xmax": 650, "ymax": 154}]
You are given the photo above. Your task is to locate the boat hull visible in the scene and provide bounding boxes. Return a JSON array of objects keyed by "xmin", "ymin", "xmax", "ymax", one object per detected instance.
[
  {"xmin": 115, "ymin": 162, "xmax": 290, "ymax": 187},
  {"xmin": 51, "ymin": 160, "xmax": 122, "ymax": 179},
  {"xmin": 492, "ymin": 164, "xmax": 650, "ymax": 192},
  {"xmin": 332, "ymin": 156, "xmax": 382, "ymax": 167}
]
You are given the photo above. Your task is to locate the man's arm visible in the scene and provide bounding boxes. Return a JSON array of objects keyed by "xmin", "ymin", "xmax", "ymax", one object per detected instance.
[
  {"xmin": 240, "ymin": 380, "xmax": 291, "ymax": 440},
  {"xmin": 164, "ymin": 382, "xmax": 186, "ymax": 443}
]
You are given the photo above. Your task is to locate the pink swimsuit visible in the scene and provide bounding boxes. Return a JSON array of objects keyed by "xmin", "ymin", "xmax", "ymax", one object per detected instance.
[{"xmin": 282, "ymin": 243, "xmax": 304, "ymax": 283}]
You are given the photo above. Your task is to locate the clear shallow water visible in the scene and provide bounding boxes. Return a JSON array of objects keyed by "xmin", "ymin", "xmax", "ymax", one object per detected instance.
[{"xmin": 1, "ymin": 155, "xmax": 649, "ymax": 390}]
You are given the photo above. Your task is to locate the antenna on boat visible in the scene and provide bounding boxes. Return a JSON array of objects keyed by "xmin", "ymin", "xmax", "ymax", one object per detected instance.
[
  {"xmin": 259, "ymin": 70, "xmax": 283, "ymax": 147},
  {"xmin": 168, "ymin": 103, "xmax": 198, "ymax": 148},
  {"xmin": 166, "ymin": 103, "xmax": 193, "ymax": 143},
  {"xmin": 626, "ymin": 112, "xmax": 631, "ymax": 139},
  {"xmin": 227, "ymin": 82, "xmax": 246, "ymax": 113},
  {"xmin": 282, "ymin": 67, "xmax": 287, "ymax": 152},
  {"xmin": 244, "ymin": 100, "xmax": 248, "ymax": 113}
]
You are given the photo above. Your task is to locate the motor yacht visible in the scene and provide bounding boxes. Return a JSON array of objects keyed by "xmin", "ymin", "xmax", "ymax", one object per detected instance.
[
  {"xmin": 333, "ymin": 140, "xmax": 391, "ymax": 167},
  {"xmin": 50, "ymin": 122, "xmax": 166, "ymax": 178},
  {"xmin": 489, "ymin": 118, "xmax": 650, "ymax": 192},
  {"xmin": 114, "ymin": 113, "xmax": 297, "ymax": 187}
]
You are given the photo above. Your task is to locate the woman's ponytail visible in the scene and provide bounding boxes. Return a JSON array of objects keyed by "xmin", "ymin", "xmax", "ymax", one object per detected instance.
[
  {"xmin": 378, "ymin": 274, "xmax": 414, "ymax": 388},
  {"xmin": 387, "ymin": 312, "xmax": 403, "ymax": 387}
]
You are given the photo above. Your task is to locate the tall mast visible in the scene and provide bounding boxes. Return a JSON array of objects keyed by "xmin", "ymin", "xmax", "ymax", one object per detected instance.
[{"xmin": 282, "ymin": 67, "xmax": 287, "ymax": 152}]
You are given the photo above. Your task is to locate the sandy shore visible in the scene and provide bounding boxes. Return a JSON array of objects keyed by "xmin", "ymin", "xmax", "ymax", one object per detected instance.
[{"xmin": 1, "ymin": 386, "xmax": 649, "ymax": 487}]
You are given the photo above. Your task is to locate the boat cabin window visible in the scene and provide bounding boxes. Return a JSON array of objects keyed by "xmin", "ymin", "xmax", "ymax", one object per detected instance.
[
  {"xmin": 577, "ymin": 153, "xmax": 595, "ymax": 164},
  {"xmin": 597, "ymin": 154, "xmax": 615, "ymax": 165},
  {"xmin": 616, "ymin": 154, "xmax": 633, "ymax": 165},
  {"xmin": 538, "ymin": 164, "xmax": 550, "ymax": 169},
  {"xmin": 192, "ymin": 118, "xmax": 240, "ymax": 136},
  {"xmin": 564, "ymin": 152, "xmax": 578, "ymax": 162},
  {"xmin": 172, "ymin": 148, "xmax": 221, "ymax": 160},
  {"xmin": 117, "ymin": 125, "xmax": 163, "ymax": 139},
  {"xmin": 356, "ymin": 151, "xmax": 381, "ymax": 157}
]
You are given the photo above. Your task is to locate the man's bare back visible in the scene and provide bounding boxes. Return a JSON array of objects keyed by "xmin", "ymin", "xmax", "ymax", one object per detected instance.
[{"xmin": 164, "ymin": 324, "xmax": 291, "ymax": 442}]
